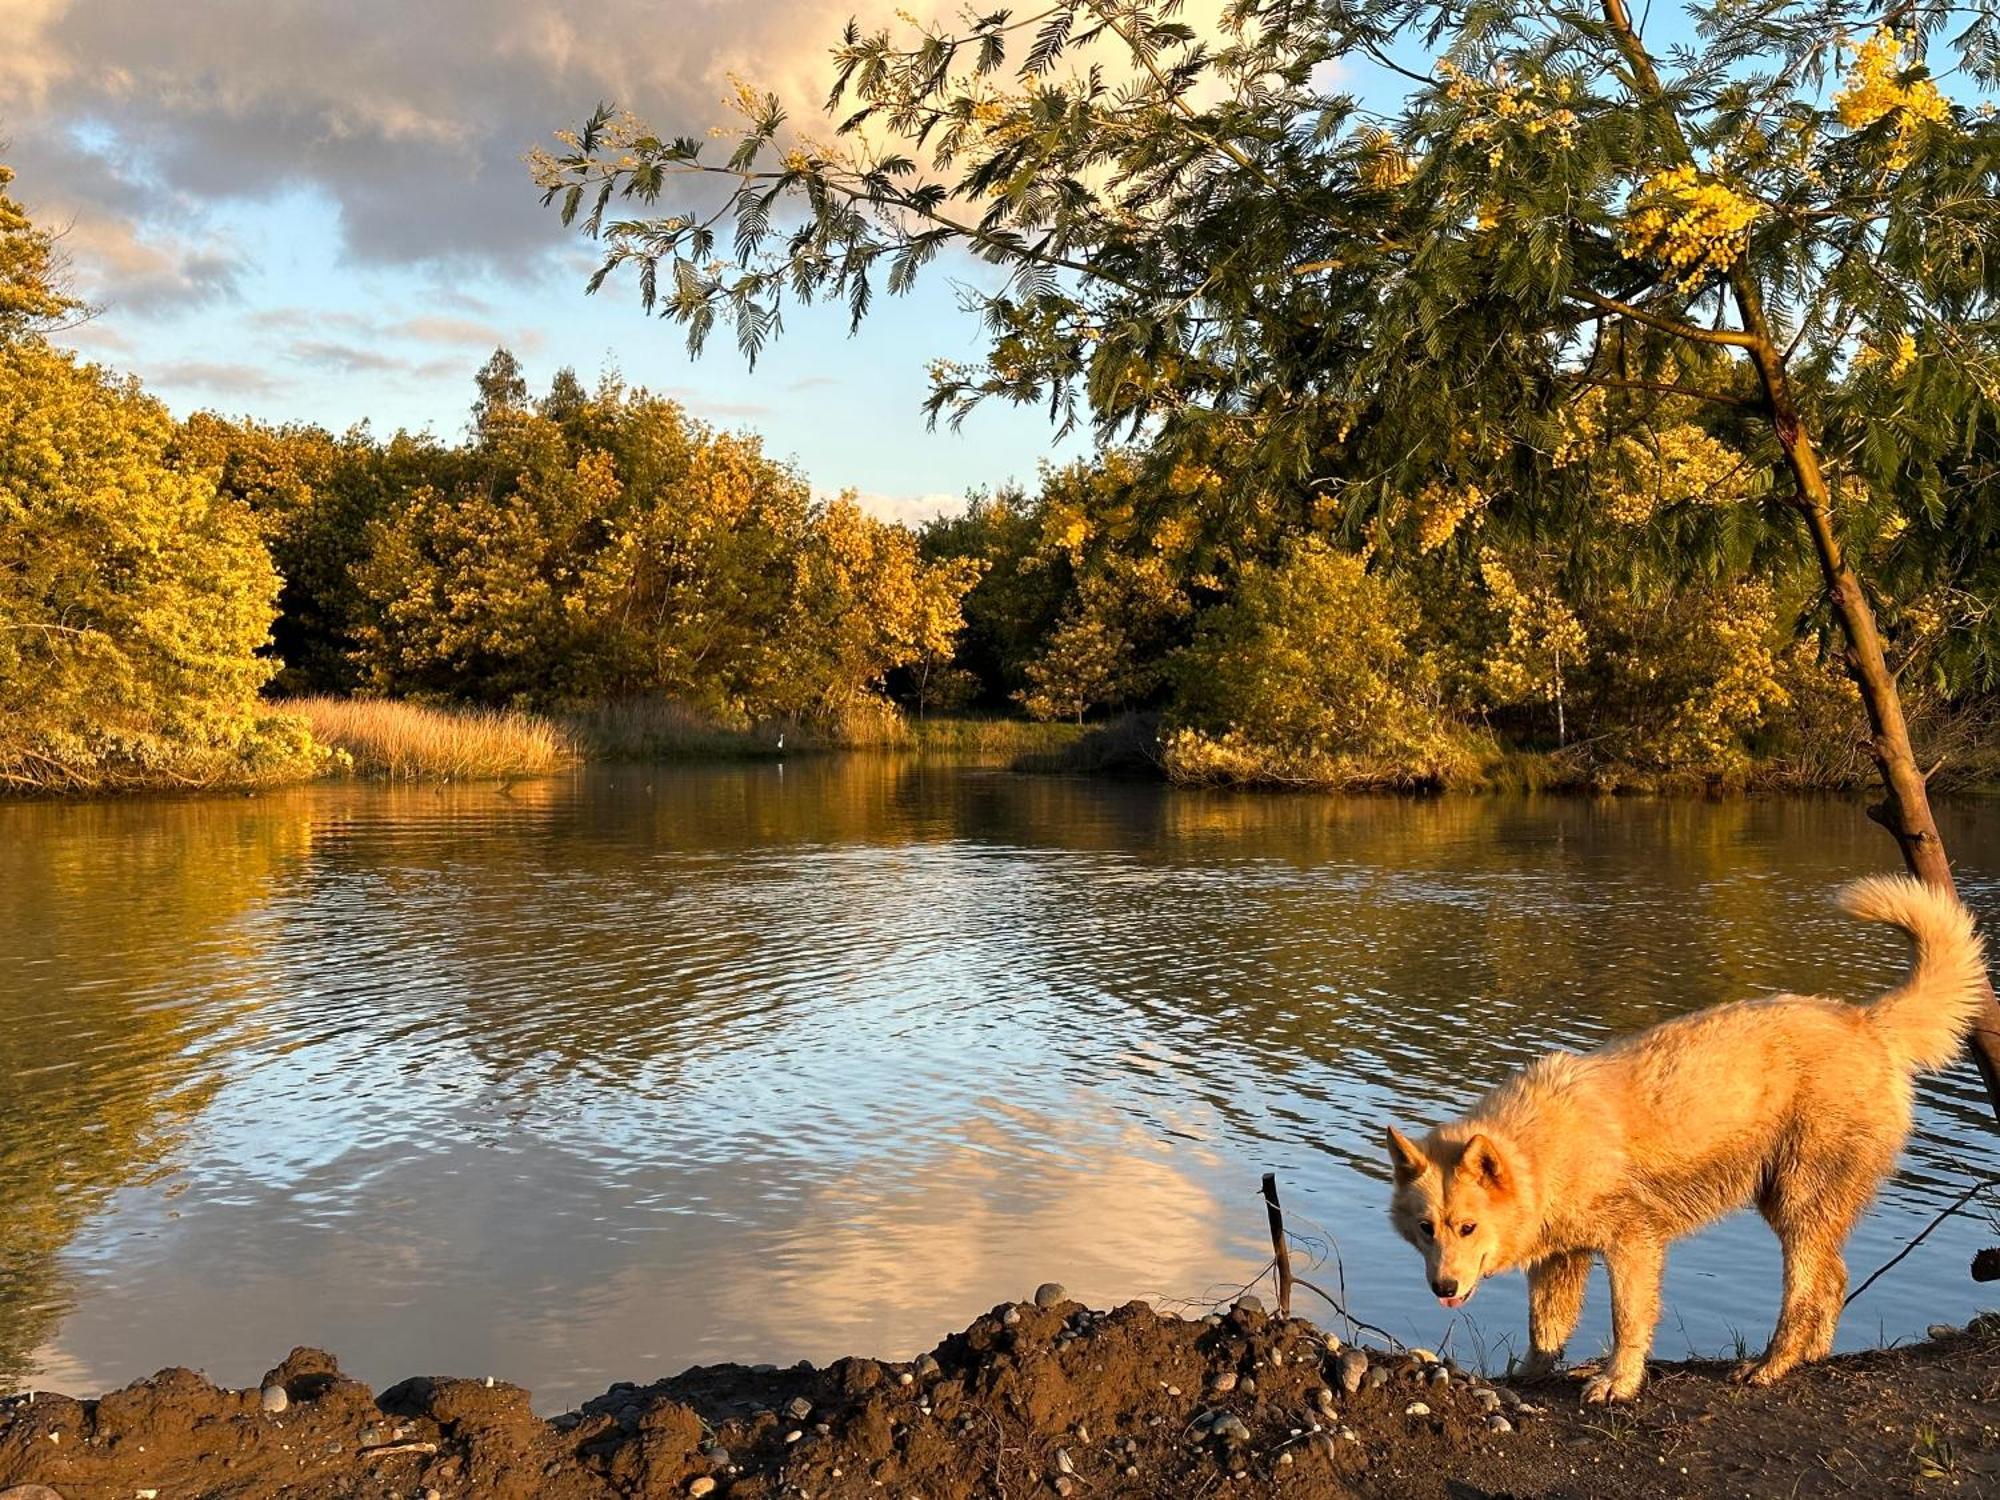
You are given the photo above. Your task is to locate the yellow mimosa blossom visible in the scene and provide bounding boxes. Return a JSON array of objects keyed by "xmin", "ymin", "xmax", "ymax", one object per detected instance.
[
  {"xmin": 1835, "ymin": 28, "xmax": 1951, "ymax": 168},
  {"xmin": 1619, "ymin": 166, "xmax": 1760, "ymax": 289}
]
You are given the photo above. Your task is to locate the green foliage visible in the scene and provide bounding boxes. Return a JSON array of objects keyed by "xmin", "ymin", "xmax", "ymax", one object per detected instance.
[
  {"xmin": 0, "ymin": 341, "xmax": 326, "ymax": 791},
  {"xmin": 1164, "ymin": 540, "xmax": 1475, "ymax": 788}
]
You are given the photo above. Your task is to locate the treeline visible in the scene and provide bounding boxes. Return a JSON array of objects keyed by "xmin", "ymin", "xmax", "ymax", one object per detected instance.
[
  {"xmin": 914, "ymin": 408, "xmax": 2000, "ymax": 791},
  {"xmin": 175, "ymin": 349, "xmax": 978, "ymax": 723}
]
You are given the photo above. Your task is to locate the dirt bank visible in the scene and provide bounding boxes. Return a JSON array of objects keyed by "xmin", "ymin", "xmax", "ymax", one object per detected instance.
[{"xmin": 4, "ymin": 1295, "xmax": 1997, "ymax": 1499}]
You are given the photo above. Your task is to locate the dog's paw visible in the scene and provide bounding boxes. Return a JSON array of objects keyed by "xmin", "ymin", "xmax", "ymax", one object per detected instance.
[
  {"xmin": 1580, "ymin": 1371, "xmax": 1643, "ymax": 1405},
  {"xmin": 1729, "ymin": 1357, "xmax": 1789, "ymax": 1387}
]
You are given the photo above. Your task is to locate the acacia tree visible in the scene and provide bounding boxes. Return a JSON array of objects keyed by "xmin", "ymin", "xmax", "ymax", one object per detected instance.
[{"xmin": 538, "ymin": 0, "xmax": 2000, "ymax": 1105}]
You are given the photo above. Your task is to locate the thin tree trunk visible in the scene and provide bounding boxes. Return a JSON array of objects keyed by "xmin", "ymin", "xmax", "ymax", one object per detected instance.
[{"xmin": 1598, "ymin": 0, "xmax": 2000, "ymax": 1119}]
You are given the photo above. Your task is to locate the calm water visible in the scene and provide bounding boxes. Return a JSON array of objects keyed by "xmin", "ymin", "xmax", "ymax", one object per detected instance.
[{"xmin": 3, "ymin": 761, "xmax": 1997, "ymax": 1411}]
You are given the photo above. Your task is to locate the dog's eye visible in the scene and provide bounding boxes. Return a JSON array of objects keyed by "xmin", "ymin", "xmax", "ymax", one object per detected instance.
[
  {"xmin": 1459, "ymin": 1222, "xmax": 1476, "ymax": 1237},
  {"xmin": 1419, "ymin": 1220, "xmax": 1435, "ymax": 1238}
]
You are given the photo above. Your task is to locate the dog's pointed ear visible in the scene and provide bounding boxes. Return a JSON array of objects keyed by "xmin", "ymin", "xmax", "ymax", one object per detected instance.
[
  {"xmin": 1462, "ymin": 1133, "xmax": 1511, "ymax": 1194},
  {"xmin": 1385, "ymin": 1126, "xmax": 1431, "ymax": 1185}
]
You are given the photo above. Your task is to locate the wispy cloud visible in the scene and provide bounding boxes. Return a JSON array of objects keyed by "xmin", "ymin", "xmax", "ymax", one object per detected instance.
[{"xmin": 144, "ymin": 358, "xmax": 291, "ymax": 398}]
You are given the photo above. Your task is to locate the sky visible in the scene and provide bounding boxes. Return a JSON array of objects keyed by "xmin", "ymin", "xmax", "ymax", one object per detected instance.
[{"xmin": 0, "ymin": 0, "xmax": 1096, "ymax": 525}]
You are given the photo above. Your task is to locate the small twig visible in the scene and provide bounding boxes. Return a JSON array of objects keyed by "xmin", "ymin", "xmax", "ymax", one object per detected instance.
[
  {"xmin": 1261, "ymin": 1174, "xmax": 1295, "ymax": 1320},
  {"xmin": 1293, "ymin": 1276, "xmax": 1407, "ymax": 1350},
  {"xmin": 1846, "ymin": 1175, "xmax": 2000, "ymax": 1307}
]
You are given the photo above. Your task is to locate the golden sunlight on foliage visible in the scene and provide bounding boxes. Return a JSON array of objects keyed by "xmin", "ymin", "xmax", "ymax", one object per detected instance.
[{"xmin": 0, "ymin": 341, "xmax": 329, "ymax": 793}]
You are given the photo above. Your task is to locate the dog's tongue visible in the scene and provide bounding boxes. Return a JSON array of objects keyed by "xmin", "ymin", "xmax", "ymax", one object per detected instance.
[{"xmin": 1438, "ymin": 1294, "xmax": 1467, "ymax": 1308}]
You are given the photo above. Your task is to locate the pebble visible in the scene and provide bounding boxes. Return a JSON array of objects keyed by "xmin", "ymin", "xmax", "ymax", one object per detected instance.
[
  {"xmin": 897, "ymin": 1371, "xmax": 915, "ymax": 1387},
  {"xmin": 1053, "ymin": 1478, "xmax": 1075, "ymax": 1498},
  {"xmin": 1336, "ymin": 1349, "xmax": 1368, "ymax": 1394},
  {"xmin": 1314, "ymin": 1387, "xmax": 1337, "ymax": 1414},
  {"xmin": 1055, "ymin": 1447, "xmax": 1076, "ymax": 1475},
  {"xmin": 1239, "ymin": 1377, "xmax": 1257, "ymax": 1395},
  {"xmin": 1201, "ymin": 1314, "xmax": 1223, "ymax": 1329},
  {"xmin": 1409, "ymin": 1347, "xmax": 1439, "ymax": 1364},
  {"xmin": 1495, "ymin": 1385, "xmax": 1524, "ymax": 1411},
  {"xmin": 1034, "ymin": 1283, "xmax": 1068, "ymax": 1309},
  {"xmin": 1404, "ymin": 1401, "xmax": 1431, "ymax": 1417},
  {"xmin": 1208, "ymin": 1371, "xmax": 1237, "ymax": 1395},
  {"xmin": 1002, "ymin": 1307, "xmax": 1022, "ymax": 1327},
  {"xmin": 688, "ymin": 1479, "xmax": 717, "ymax": 1498},
  {"xmin": 1124, "ymin": 1465, "xmax": 1140, "ymax": 1478},
  {"xmin": 259, "ymin": 1384, "xmax": 289, "ymax": 1414},
  {"xmin": 1927, "ymin": 1322, "xmax": 1959, "ymax": 1341},
  {"xmin": 1233, "ymin": 1295, "xmax": 1264, "ymax": 1317},
  {"xmin": 914, "ymin": 1353, "xmax": 941, "ymax": 1379},
  {"xmin": 784, "ymin": 1429, "xmax": 803, "ymax": 1445},
  {"xmin": 1473, "ymin": 1388, "xmax": 1502, "ymax": 1413},
  {"xmin": 703, "ymin": 1446, "xmax": 731, "ymax": 1470},
  {"xmin": 1339, "ymin": 1426, "xmax": 1360, "ymax": 1443},
  {"xmin": 784, "ymin": 1396, "xmax": 813, "ymax": 1422},
  {"xmin": 1164, "ymin": 1384, "xmax": 1181, "ymax": 1398},
  {"xmin": 1278, "ymin": 1450, "xmax": 1293, "ymax": 1466},
  {"xmin": 1487, "ymin": 1414, "xmax": 1514, "ymax": 1434},
  {"xmin": 1426, "ymin": 1365, "xmax": 1450, "ymax": 1387},
  {"xmin": 1211, "ymin": 1413, "xmax": 1252, "ymax": 1444},
  {"xmin": 1365, "ymin": 1366, "xmax": 1391, "ymax": 1391},
  {"xmin": 0, "ymin": 1489, "xmax": 66, "ymax": 1500}
]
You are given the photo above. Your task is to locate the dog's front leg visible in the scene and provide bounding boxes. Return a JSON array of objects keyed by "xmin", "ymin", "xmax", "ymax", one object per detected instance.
[
  {"xmin": 1519, "ymin": 1250, "xmax": 1592, "ymax": 1378},
  {"xmin": 1581, "ymin": 1239, "xmax": 1664, "ymax": 1404}
]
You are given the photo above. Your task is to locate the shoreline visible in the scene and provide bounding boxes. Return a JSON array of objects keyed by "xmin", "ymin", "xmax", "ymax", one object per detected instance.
[{"xmin": 5, "ymin": 1298, "xmax": 1996, "ymax": 1498}]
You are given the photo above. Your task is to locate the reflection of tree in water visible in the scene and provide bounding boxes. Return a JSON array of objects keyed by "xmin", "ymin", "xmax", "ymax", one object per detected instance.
[{"xmin": 0, "ymin": 796, "xmax": 312, "ymax": 1385}]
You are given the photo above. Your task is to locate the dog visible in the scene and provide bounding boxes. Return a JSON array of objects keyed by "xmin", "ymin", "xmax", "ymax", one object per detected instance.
[{"xmin": 1384, "ymin": 874, "xmax": 1985, "ymax": 1404}]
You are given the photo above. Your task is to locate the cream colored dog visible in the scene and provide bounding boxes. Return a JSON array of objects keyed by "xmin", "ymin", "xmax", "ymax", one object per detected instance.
[{"xmin": 1385, "ymin": 874, "xmax": 1986, "ymax": 1404}]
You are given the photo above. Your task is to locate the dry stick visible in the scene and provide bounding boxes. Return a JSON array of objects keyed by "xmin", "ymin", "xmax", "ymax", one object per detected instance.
[
  {"xmin": 1845, "ymin": 1175, "xmax": 2000, "ymax": 1308},
  {"xmin": 1260, "ymin": 1173, "xmax": 1295, "ymax": 1320}
]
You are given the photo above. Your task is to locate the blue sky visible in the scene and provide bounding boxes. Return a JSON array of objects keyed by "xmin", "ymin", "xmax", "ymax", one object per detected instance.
[{"xmin": 5, "ymin": 0, "xmax": 1092, "ymax": 523}]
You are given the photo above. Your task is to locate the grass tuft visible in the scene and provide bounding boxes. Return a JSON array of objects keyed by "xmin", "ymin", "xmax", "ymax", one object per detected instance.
[{"xmin": 291, "ymin": 697, "xmax": 578, "ymax": 781}]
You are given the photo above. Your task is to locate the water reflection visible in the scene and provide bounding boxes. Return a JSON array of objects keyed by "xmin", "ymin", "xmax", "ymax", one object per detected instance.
[{"xmin": 4, "ymin": 765, "xmax": 1996, "ymax": 1409}]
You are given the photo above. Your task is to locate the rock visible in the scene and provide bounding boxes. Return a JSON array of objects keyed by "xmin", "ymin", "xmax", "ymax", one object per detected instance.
[
  {"xmin": 1336, "ymin": 1349, "xmax": 1368, "ymax": 1394},
  {"xmin": 1208, "ymin": 1372, "xmax": 1237, "ymax": 1395},
  {"xmin": 1487, "ymin": 1414, "xmax": 1514, "ymax": 1434},
  {"xmin": 897, "ymin": 1371, "xmax": 915, "ymax": 1386},
  {"xmin": 1426, "ymin": 1365, "xmax": 1449, "ymax": 1387},
  {"xmin": 1054, "ymin": 1478, "xmax": 1075, "ymax": 1498},
  {"xmin": 1233, "ymin": 1295, "xmax": 1265, "ymax": 1317},
  {"xmin": 259, "ymin": 1384, "xmax": 289, "ymax": 1414},
  {"xmin": 0, "ymin": 1488, "xmax": 67, "ymax": 1500},
  {"xmin": 688, "ymin": 1479, "xmax": 718, "ymax": 1498},
  {"xmin": 1473, "ymin": 1388, "xmax": 1502, "ymax": 1413},
  {"xmin": 1201, "ymin": 1314, "xmax": 1224, "ymax": 1329},
  {"xmin": 1239, "ymin": 1376, "xmax": 1257, "ymax": 1396},
  {"xmin": 1365, "ymin": 1366, "xmax": 1391, "ymax": 1391},
  {"xmin": 1404, "ymin": 1401, "xmax": 1431, "ymax": 1417},
  {"xmin": 1314, "ymin": 1387, "xmax": 1337, "ymax": 1413},
  {"xmin": 1002, "ymin": 1307, "xmax": 1022, "ymax": 1327},
  {"xmin": 1339, "ymin": 1426, "xmax": 1360, "ymax": 1443},
  {"xmin": 785, "ymin": 1429, "xmax": 803, "ymax": 1445},
  {"xmin": 1278, "ymin": 1450, "xmax": 1294, "ymax": 1466},
  {"xmin": 1927, "ymin": 1322, "xmax": 1960, "ymax": 1341},
  {"xmin": 784, "ymin": 1396, "xmax": 813, "ymax": 1422},
  {"xmin": 1495, "ymin": 1385, "xmax": 1524, "ymax": 1411},
  {"xmin": 914, "ymin": 1353, "xmax": 941, "ymax": 1379},
  {"xmin": 1034, "ymin": 1282, "xmax": 1068, "ymax": 1309},
  {"xmin": 1211, "ymin": 1413, "xmax": 1252, "ymax": 1443},
  {"xmin": 1409, "ymin": 1346, "xmax": 1439, "ymax": 1364}
]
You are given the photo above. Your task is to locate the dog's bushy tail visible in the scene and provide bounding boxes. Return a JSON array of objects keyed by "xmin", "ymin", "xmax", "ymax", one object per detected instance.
[{"xmin": 1842, "ymin": 874, "xmax": 1987, "ymax": 1073}]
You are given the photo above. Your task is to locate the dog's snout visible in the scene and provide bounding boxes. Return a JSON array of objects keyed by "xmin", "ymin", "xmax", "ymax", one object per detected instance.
[{"xmin": 1431, "ymin": 1277, "xmax": 1458, "ymax": 1298}]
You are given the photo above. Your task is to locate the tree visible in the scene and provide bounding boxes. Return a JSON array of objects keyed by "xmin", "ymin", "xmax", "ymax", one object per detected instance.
[
  {"xmin": 472, "ymin": 346, "xmax": 530, "ymax": 433},
  {"xmin": 540, "ymin": 0, "xmax": 2000, "ymax": 1111},
  {"xmin": 0, "ymin": 162, "xmax": 82, "ymax": 342},
  {"xmin": 0, "ymin": 342, "xmax": 322, "ymax": 789}
]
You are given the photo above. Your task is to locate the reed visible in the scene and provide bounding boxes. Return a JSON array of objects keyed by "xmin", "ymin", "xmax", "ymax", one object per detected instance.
[{"xmin": 292, "ymin": 697, "xmax": 578, "ymax": 781}]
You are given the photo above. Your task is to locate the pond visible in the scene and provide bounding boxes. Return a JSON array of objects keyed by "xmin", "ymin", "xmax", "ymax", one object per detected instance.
[{"xmin": 3, "ymin": 760, "xmax": 1995, "ymax": 1411}]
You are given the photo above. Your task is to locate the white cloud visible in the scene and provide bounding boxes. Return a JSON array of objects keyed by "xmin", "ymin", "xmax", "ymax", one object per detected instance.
[{"xmin": 842, "ymin": 490, "xmax": 967, "ymax": 527}]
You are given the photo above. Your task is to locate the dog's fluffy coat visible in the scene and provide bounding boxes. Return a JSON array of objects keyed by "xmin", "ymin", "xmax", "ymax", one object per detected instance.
[{"xmin": 1385, "ymin": 874, "xmax": 1986, "ymax": 1404}]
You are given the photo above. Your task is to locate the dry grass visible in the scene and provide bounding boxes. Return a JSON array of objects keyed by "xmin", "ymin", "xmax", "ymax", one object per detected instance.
[{"xmin": 292, "ymin": 696, "xmax": 579, "ymax": 781}]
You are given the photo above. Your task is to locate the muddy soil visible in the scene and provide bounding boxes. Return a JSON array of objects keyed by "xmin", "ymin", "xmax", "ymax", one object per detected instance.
[{"xmin": 3, "ymin": 1296, "xmax": 1996, "ymax": 1499}]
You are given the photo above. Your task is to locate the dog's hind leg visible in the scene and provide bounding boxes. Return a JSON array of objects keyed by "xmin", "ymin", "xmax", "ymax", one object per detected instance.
[
  {"xmin": 1519, "ymin": 1250, "xmax": 1592, "ymax": 1378},
  {"xmin": 1736, "ymin": 1161, "xmax": 1877, "ymax": 1386},
  {"xmin": 1581, "ymin": 1238, "xmax": 1664, "ymax": 1404}
]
